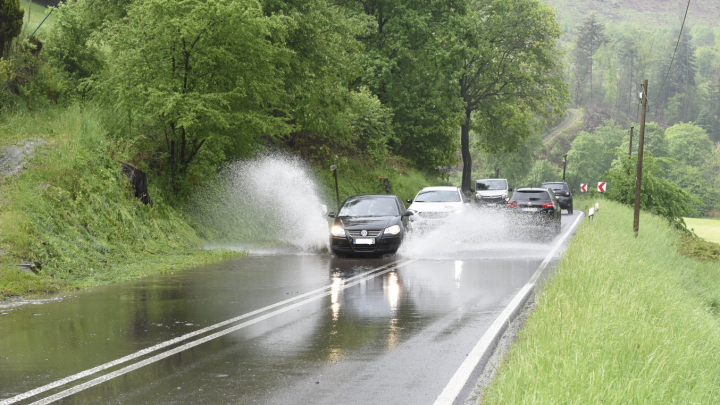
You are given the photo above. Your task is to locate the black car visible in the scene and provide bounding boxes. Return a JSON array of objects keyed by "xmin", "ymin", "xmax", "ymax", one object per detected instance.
[
  {"xmin": 328, "ymin": 194, "xmax": 413, "ymax": 257},
  {"xmin": 506, "ymin": 187, "xmax": 561, "ymax": 232},
  {"xmin": 541, "ymin": 181, "xmax": 573, "ymax": 214}
]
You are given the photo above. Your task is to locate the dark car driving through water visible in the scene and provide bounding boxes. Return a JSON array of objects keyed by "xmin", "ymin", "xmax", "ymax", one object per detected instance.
[
  {"xmin": 328, "ymin": 194, "xmax": 413, "ymax": 257},
  {"xmin": 541, "ymin": 181, "xmax": 573, "ymax": 214},
  {"xmin": 506, "ymin": 187, "xmax": 561, "ymax": 234}
]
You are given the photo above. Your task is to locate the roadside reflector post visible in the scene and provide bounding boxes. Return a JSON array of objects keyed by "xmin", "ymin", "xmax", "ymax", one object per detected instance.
[
  {"xmin": 589, "ymin": 207, "xmax": 594, "ymax": 220},
  {"xmin": 595, "ymin": 203, "xmax": 600, "ymax": 211}
]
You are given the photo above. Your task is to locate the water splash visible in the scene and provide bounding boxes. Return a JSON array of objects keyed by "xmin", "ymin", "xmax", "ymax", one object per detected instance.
[
  {"xmin": 398, "ymin": 205, "xmax": 557, "ymax": 260},
  {"xmin": 193, "ymin": 154, "xmax": 330, "ymax": 254}
]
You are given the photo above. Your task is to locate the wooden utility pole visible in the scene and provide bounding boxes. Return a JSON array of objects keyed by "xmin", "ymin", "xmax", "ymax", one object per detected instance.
[
  {"xmin": 633, "ymin": 80, "xmax": 648, "ymax": 237},
  {"xmin": 628, "ymin": 126, "xmax": 634, "ymax": 157},
  {"xmin": 562, "ymin": 154, "xmax": 567, "ymax": 181}
]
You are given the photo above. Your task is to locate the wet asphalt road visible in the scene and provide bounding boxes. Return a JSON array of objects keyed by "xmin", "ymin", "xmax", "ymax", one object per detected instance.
[{"xmin": 0, "ymin": 212, "xmax": 581, "ymax": 405}]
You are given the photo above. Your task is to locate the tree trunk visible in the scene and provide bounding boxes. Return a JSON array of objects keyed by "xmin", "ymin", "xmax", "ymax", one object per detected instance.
[{"xmin": 461, "ymin": 109, "xmax": 473, "ymax": 193}]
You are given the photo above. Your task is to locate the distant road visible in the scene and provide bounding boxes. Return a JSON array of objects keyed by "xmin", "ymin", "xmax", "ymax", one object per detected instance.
[{"xmin": 543, "ymin": 109, "xmax": 581, "ymax": 144}]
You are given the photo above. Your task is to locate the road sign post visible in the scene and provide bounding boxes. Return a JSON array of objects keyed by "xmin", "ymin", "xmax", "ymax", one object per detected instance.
[{"xmin": 330, "ymin": 164, "xmax": 340, "ymax": 213}]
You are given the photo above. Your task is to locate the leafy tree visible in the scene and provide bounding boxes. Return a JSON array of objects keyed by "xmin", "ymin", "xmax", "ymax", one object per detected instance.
[
  {"xmin": 0, "ymin": 0, "xmax": 24, "ymax": 60},
  {"xmin": 98, "ymin": 0, "xmax": 292, "ymax": 191},
  {"xmin": 342, "ymin": 0, "xmax": 464, "ymax": 171},
  {"xmin": 457, "ymin": 0, "xmax": 567, "ymax": 192},
  {"xmin": 573, "ymin": 13, "xmax": 608, "ymax": 105},
  {"xmin": 665, "ymin": 122, "xmax": 712, "ymax": 167},
  {"xmin": 605, "ymin": 154, "xmax": 699, "ymax": 231},
  {"xmin": 260, "ymin": 0, "xmax": 391, "ymax": 163}
]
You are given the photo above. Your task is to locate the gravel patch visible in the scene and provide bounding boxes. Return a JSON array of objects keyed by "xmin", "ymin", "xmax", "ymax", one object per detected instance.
[{"xmin": 0, "ymin": 138, "xmax": 45, "ymax": 179}]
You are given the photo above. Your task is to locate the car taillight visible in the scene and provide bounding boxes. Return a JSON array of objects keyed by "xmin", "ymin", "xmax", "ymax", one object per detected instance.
[
  {"xmin": 542, "ymin": 202, "xmax": 555, "ymax": 209},
  {"xmin": 507, "ymin": 202, "xmax": 518, "ymax": 208}
]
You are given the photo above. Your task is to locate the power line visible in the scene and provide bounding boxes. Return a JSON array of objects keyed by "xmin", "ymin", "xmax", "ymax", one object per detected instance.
[{"xmin": 651, "ymin": 0, "xmax": 692, "ymax": 104}]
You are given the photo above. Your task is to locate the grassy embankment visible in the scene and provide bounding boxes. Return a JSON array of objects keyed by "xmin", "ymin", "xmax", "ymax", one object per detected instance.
[
  {"xmin": 0, "ymin": 106, "xmax": 239, "ymax": 299},
  {"xmin": 482, "ymin": 200, "xmax": 720, "ymax": 403}
]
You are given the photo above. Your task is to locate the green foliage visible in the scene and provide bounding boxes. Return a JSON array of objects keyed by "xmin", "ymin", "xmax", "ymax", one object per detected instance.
[
  {"xmin": 43, "ymin": 0, "xmax": 105, "ymax": 86},
  {"xmin": 97, "ymin": 0, "xmax": 292, "ymax": 193},
  {"xmin": 565, "ymin": 121, "xmax": 623, "ymax": 189},
  {"xmin": 678, "ymin": 235, "xmax": 720, "ymax": 262},
  {"xmin": 0, "ymin": 105, "xmax": 231, "ymax": 297},
  {"xmin": 665, "ymin": 122, "xmax": 713, "ymax": 166},
  {"xmin": 345, "ymin": 0, "xmax": 464, "ymax": 171},
  {"xmin": 0, "ymin": 0, "xmax": 24, "ymax": 59},
  {"xmin": 572, "ymin": 13, "xmax": 608, "ymax": 105},
  {"xmin": 520, "ymin": 159, "xmax": 562, "ymax": 188},
  {"xmin": 604, "ymin": 154, "xmax": 699, "ymax": 231}
]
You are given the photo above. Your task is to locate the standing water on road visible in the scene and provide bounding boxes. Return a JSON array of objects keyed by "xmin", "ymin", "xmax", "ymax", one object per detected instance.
[{"xmin": 192, "ymin": 154, "xmax": 329, "ymax": 254}]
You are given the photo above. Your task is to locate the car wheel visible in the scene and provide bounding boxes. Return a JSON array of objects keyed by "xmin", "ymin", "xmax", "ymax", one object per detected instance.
[{"xmin": 568, "ymin": 207, "xmax": 573, "ymax": 215}]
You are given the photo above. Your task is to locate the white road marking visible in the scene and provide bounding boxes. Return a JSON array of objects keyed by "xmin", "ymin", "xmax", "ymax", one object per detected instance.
[
  {"xmin": 433, "ymin": 213, "xmax": 585, "ymax": 405},
  {"xmin": 2, "ymin": 259, "xmax": 414, "ymax": 405}
]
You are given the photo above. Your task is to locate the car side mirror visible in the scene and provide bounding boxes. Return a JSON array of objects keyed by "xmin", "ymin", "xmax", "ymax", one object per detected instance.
[
  {"xmin": 327, "ymin": 212, "xmax": 336, "ymax": 218},
  {"xmin": 403, "ymin": 210, "xmax": 414, "ymax": 217},
  {"xmin": 509, "ymin": 187, "xmax": 514, "ymax": 192},
  {"xmin": 406, "ymin": 199, "xmax": 413, "ymax": 204}
]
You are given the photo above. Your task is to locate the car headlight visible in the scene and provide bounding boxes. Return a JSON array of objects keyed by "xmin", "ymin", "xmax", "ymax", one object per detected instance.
[
  {"xmin": 384, "ymin": 225, "xmax": 401, "ymax": 235},
  {"xmin": 331, "ymin": 225, "xmax": 346, "ymax": 237},
  {"xmin": 502, "ymin": 192, "xmax": 508, "ymax": 199}
]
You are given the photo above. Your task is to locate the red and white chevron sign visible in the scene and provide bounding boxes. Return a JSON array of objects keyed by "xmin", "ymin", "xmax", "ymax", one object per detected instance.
[
  {"xmin": 580, "ymin": 183, "xmax": 588, "ymax": 193},
  {"xmin": 598, "ymin": 182, "xmax": 607, "ymax": 193}
]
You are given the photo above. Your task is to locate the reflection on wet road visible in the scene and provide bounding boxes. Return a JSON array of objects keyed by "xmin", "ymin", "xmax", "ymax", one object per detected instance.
[{"xmin": 0, "ymin": 213, "xmax": 579, "ymax": 405}]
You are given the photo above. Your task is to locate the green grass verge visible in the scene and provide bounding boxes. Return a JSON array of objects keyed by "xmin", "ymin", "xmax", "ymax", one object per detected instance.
[
  {"xmin": 0, "ymin": 105, "xmax": 241, "ymax": 299},
  {"xmin": 481, "ymin": 200, "xmax": 720, "ymax": 404}
]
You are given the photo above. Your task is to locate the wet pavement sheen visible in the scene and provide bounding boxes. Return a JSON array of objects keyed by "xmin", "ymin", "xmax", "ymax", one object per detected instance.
[{"xmin": 0, "ymin": 213, "xmax": 578, "ymax": 405}]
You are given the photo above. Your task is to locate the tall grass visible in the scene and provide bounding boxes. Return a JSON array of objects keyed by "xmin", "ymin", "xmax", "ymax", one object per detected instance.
[
  {"xmin": 482, "ymin": 200, "xmax": 720, "ymax": 404},
  {"xmin": 0, "ymin": 105, "xmax": 235, "ymax": 298}
]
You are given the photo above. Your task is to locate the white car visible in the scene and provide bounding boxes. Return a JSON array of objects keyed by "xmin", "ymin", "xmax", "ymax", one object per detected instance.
[{"xmin": 406, "ymin": 186, "xmax": 466, "ymax": 226}]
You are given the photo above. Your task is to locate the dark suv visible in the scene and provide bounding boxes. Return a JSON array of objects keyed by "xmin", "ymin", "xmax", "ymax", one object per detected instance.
[
  {"xmin": 541, "ymin": 182, "xmax": 573, "ymax": 214},
  {"xmin": 506, "ymin": 187, "xmax": 561, "ymax": 232}
]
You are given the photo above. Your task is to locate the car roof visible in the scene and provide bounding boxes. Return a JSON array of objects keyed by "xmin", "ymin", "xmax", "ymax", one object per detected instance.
[
  {"xmin": 418, "ymin": 186, "xmax": 460, "ymax": 192},
  {"xmin": 516, "ymin": 187, "xmax": 551, "ymax": 192},
  {"xmin": 346, "ymin": 194, "xmax": 398, "ymax": 199},
  {"xmin": 476, "ymin": 178, "xmax": 507, "ymax": 181},
  {"xmin": 541, "ymin": 182, "xmax": 567, "ymax": 185}
]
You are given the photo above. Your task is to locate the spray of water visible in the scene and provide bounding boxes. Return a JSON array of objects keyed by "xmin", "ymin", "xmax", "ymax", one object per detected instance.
[
  {"xmin": 192, "ymin": 154, "xmax": 329, "ymax": 254},
  {"xmin": 399, "ymin": 205, "xmax": 557, "ymax": 260}
]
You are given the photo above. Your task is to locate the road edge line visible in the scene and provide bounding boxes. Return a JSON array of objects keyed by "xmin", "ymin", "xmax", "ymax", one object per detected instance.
[{"xmin": 433, "ymin": 213, "xmax": 585, "ymax": 405}]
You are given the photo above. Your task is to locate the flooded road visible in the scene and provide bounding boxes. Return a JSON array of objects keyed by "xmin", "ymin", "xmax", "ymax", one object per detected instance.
[{"xmin": 1, "ymin": 213, "xmax": 581, "ymax": 405}]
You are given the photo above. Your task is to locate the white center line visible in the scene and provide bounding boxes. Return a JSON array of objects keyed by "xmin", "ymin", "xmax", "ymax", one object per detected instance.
[{"xmin": 2, "ymin": 258, "xmax": 414, "ymax": 405}]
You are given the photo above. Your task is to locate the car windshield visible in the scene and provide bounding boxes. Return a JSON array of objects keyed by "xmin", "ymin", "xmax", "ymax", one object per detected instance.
[
  {"xmin": 510, "ymin": 191, "xmax": 550, "ymax": 202},
  {"xmin": 543, "ymin": 183, "xmax": 565, "ymax": 191},
  {"xmin": 338, "ymin": 197, "xmax": 400, "ymax": 217},
  {"xmin": 476, "ymin": 180, "xmax": 507, "ymax": 191},
  {"xmin": 414, "ymin": 190, "xmax": 461, "ymax": 202}
]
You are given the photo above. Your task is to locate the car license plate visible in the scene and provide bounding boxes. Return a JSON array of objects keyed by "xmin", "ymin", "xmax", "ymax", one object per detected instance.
[
  {"xmin": 521, "ymin": 207, "xmax": 538, "ymax": 212},
  {"xmin": 353, "ymin": 238, "xmax": 375, "ymax": 245}
]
